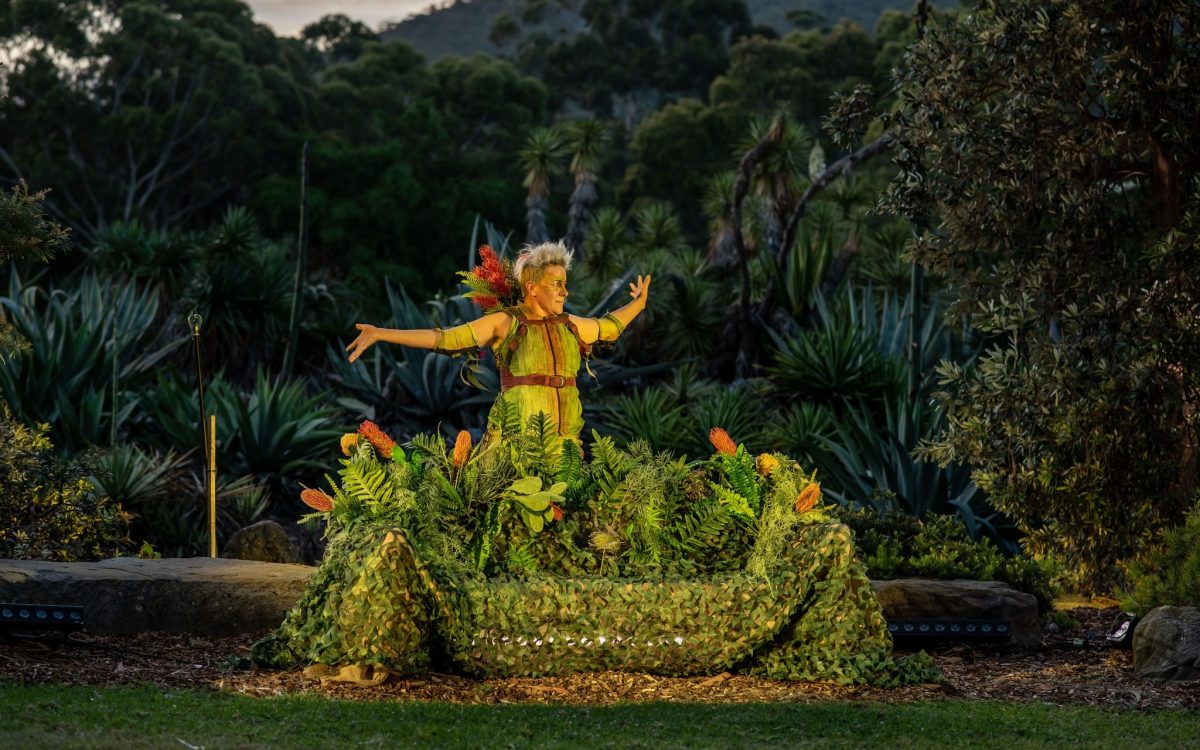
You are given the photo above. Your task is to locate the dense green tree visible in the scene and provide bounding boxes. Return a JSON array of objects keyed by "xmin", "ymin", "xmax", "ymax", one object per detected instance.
[
  {"xmin": 0, "ymin": 183, "xmax": 70, "ymax": 358},
  {"xmin": 880, "ymin": 0, "xmax": 1200, "ymax": 591},
  {"xmin": 620, "ymin": 99, "xmax": 739, "ymax": 234},
  {"xmin": 0, "ymin": 0, "xmax": 311, "ymax": 242}
]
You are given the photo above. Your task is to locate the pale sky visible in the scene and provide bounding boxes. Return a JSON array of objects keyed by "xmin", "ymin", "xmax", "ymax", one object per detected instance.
[{"xmin": 247, "ymin": 1, "xmax": 435, "ymax": 36}]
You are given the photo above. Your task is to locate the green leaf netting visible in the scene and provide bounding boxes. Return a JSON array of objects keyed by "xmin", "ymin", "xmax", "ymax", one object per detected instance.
[{"xmin": 252, "ymin": 521, "xmax": 939, "ymax": 686}]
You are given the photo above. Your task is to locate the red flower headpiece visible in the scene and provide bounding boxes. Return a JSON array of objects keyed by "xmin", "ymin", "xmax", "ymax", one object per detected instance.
[{"xmin": 459, "ymin": 244, "xmax": 520, "ymax": 312}]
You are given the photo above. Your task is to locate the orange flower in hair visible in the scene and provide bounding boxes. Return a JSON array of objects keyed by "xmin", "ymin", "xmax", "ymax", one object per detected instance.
[
  {"xmin": 452, "ymin": 430, "xmax": 472, "ymax": 468},
  {"xmin": 300, "ymin": 488, "xmax": 334, "ymax": 512},
  {"xmin": 708, "ymin": 427, "xmax": 737, "ymax": 456},
  {"xmin": 795, "ymin": 483, "xmax": 821, "ymax": 513},
  {"xmin": 340, "ymin": 433, "xmax": 359, "ymax": 456},
  {"xmin": 358, "ymin": 420, "xmax": 396, "ymax": 458}
]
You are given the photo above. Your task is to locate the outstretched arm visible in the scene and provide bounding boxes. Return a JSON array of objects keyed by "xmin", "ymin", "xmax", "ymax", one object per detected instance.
[
  {"xmin": 346, "ymin": 311, "xmax": 511, "ymax": 363},
  {"xmin": 570, "ymin": 274, "xmax": 651, "ymax": 344}
]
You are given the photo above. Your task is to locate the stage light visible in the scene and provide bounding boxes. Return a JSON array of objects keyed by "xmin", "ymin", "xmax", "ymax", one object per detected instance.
[
  {"xmin": 0, "ymin": 603, "xmax": 85, "ymax": 631},
  {"xmin": 887, "ymin": 618, "xmax": 1011, "ymax": 642},
  {"xmin": 1105, "ymin": 611, "xmax": 1138, "ymax": 648}
]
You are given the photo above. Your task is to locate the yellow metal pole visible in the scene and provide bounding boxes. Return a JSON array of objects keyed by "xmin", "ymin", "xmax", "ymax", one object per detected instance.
[{"xmin": 208, "ymin": 413, "xmax": 217, "ymax": 558}]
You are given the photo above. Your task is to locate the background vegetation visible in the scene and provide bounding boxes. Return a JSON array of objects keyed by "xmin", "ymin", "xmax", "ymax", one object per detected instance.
[{"xmin": 1, "ymin": 0, "xmax": 1196, "ymax": 602}]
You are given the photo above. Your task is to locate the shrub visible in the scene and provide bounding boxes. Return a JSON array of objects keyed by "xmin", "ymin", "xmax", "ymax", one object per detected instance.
[
  {"xmin": 835, "ymin": 508, "xmax": 1055, "ymax": 614},
  {"xmin": 0, "ymin": 401, "xmax": 129, "ymax": 561},
  {"xmin": 1120, "ymin": 502, "xmax": 1200, "ymax": 615}
]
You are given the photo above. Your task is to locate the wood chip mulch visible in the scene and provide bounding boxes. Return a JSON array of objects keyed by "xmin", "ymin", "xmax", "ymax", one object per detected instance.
[{"xmin": 1, "ymin": 607, "xmax": 1196, "ymax": 711}]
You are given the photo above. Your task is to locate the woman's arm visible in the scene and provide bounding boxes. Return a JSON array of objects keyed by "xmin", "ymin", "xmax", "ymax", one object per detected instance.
[
  {"xmin": 346, "ymin": 311, "xmax": 511, "ymax": 363},
  {"xmin": 569, "ymin": 274, "xmax": 651, "ymax": 344}
]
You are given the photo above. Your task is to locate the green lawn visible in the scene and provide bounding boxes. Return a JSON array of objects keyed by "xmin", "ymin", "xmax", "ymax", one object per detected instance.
[{"xmin": 1, "ymin": 684, "xmax": 1196, "ymax": 750}]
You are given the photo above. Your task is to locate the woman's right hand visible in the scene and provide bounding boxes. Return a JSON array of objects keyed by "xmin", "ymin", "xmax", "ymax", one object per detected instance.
[{"xmin": 346, "ymin": 323, "xmax": 379, "ymax": 363}]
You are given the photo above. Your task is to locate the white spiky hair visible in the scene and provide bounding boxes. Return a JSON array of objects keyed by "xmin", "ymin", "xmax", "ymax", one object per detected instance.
[{"xmin": 513, "ymin": 241, "xmax": 574, "ymax": 289}]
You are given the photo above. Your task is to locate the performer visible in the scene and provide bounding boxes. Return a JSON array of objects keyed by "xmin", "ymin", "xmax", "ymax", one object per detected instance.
[{"xmin": 346, "ymin": 241, "xmax": 651, "ymax": 445}]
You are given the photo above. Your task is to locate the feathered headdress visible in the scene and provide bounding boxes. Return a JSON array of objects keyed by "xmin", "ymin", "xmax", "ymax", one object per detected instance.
[{"xmin": 458, "ymin": 245, "xmax": 520, "ymax": 312}]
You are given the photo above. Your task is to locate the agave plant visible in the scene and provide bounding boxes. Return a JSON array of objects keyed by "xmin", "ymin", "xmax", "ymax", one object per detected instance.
[
  {"xmin": 597, "ymin": 387, "xmax": 688, "ymax": 455},
  {"xmin": 809, "ymin": 393, "xmax": 1009, "ymax": 548},
  {"xmin": 0, "ymin": 270, "xmax": 186, "ymax": 451}
]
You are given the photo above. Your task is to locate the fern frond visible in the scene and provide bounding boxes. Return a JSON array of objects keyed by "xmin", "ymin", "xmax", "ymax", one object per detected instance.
[
  {"xmin": 708, "ymin": 480, "xmax": 755, "ymax": 521},
  {"xmin": 670, "ymin": 499, "xmax": 731, "ymax": 554}
]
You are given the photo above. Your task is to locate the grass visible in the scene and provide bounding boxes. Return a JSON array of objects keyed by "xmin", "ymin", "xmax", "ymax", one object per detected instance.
[{"xmin": 1, "ymin": 684, "xmax": 1198, "ymax": 749}]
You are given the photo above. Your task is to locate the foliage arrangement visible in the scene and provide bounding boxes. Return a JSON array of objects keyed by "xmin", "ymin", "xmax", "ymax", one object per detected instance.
[
  {"xmin": 254, "ymin": 420, "xmax": 938, "ymax": 685},
  {"xmin": 1120, "ymin": 501, "xmax": 1200, "ymax": 615}
]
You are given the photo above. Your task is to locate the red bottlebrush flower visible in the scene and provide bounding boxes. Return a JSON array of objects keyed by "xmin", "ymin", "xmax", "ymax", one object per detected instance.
[
  {"xmin": 795, "ymin": 483, "xmax": 821, "ymax": 513},
  {"xmin": 472, "ymin": 244, "xmax": 512, "ymax": 298},
  {"xmin": 358, "ymin": 420, "xmax": 396, "ymax": 458},
  {"xmin": 300, "ymin": 488, "xmax": 334, "ymax": 512},
  {"xmin": 550, "ymin": 503, "xmax": 564, "ymax": 522},
  {"xmin": 708, "ymin": 427, "xmax": 737, "ymax": 456},
  {"xmin": 452, "ymin": 429, "xmax": 472, "ymax": 468}
]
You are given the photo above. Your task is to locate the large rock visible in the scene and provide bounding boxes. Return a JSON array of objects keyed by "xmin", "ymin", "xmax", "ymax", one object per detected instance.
[
  {"xmin": 1133, "ymin": 606, "xmax": 1200, "ymax": 682},
  {"xmin": 0, "ymin": 557, "xmax": 314, "ymax": 636},
  {"xmin": 221, "ymin": 520, "xmax": 302, "ymax": 564},
  {"xmin": 871, "ymin": 578, "xmax": 1042, "ymax": 647}
]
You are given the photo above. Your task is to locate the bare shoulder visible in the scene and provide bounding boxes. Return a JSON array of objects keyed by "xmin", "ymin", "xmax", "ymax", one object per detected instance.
[
  {"xmin": 567, "ymin": 313, "xmax": 600, "ymax": 344},
  {"xmin": 476, "ymin": 310, "xmax": 515, "ymax": 345}
]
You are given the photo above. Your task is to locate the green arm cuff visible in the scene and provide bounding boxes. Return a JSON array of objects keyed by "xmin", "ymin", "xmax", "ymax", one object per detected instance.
[
  {"xmin": 597, "ymin": 313, "xmax": 625, "ymax": 343},
  {"xmin": 433, "ymin": 322, "xmax": 480, "ymax": 355}
]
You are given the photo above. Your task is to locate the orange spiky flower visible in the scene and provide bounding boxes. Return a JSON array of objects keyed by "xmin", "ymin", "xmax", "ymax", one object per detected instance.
[
  {"xmin": 756, "ymin": 453, "xmax": 780, "ymax": 477},
  {"xmin": 708, "ymin": 427, "xmax": 737, "ymax": 456},
  {"xmin": 452, "ymin": 430, "xmax": 472, "ymax": 468},
  {"xmin": 795, "ymin": 483, "xmax": 821, "ymax": 513},
  {"xmin": 340, "ymin": 433, "xmax": 359, "ymax": 456},
  {"xmin": 357, "ymin": 420, "xmax": 396, "ymax": 458},
  {"xmin": 300, "ymin": 488, "xmax": 334, "ymax": 512},
  {"xmin": 551, "ymin": 502, "xmax": 564, "ymax": 522}
]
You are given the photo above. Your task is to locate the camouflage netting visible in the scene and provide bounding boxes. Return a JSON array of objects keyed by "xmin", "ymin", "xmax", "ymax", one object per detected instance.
[{"xmin": 251, "ymin": 419, "xmax": 940, "ymax": 686}]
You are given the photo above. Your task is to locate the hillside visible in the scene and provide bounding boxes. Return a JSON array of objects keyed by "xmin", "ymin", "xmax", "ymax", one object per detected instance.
[{"xmin": 380, "ymin": 0, "xmax": 954, "ymax": 62}]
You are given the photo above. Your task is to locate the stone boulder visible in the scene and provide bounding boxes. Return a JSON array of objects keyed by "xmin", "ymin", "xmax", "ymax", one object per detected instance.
[
  {"xmin": 221, "ymin": 520, "xmax": 302, "ymax": 564},
  {"xmin": 1133, "ymin": 606, "xmax": 1200, "ymax": 682},
  {"xmin": 0, "ymin": 557, "xmax": 314, "ymax": 636},
  {"xmin": 871, "ymin": 578, "xmax": 1042, "ymax": 647}
]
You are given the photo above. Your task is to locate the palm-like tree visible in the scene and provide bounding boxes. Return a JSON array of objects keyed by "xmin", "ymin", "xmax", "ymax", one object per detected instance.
[
  {"xmin": 563, "ymin": 120, "xmax": 610, "ymax": 259},
  {"xmin": 702, "ymin": 171, "xmax": 739, "ymax": 270},
  {"xmin": 520, "ymin": 127, "xmax": 567, "ymax": 244},
  {"xmin": 736, "ymin": 116, "xmax": 812, "ymax": 261},
  {"xmin": 583, "ymin": 207, "xmax": 627, "ymax": 277}
]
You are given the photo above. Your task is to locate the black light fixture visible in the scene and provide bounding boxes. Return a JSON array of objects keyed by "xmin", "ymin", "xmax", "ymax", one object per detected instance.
[
  {"xmin": 0, "ymin": 603, "xmax": 86, "ymax": 632},
  {"xmin": 1105, "ymin": 611, "xmax": 1139, "ymax": 648},
  {"xmin": 887, "ymin": 618, "xmax": 1012, "ymax": 642}
]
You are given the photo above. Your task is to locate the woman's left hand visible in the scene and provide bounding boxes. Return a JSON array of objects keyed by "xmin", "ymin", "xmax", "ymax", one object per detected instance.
[{"xmin": 629, "ymin": 274, "xmax": 652, "ymax": 306}]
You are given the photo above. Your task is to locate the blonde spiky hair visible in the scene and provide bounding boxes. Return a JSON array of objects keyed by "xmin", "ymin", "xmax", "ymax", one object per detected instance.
[{"xmin": 514, "ymin": 241, "xmax": 574, "ymax": 291}]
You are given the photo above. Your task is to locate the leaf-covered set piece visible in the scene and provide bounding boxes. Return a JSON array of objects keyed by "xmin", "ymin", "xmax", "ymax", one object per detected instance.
[{"xmin": 254, "ymin": 420, "xmax": 935, "ymax": 686}]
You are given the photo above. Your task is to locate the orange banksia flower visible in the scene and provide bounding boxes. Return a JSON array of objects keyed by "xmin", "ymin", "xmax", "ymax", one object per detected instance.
[
  {"xmin": 452, "ymin": 430, "xmax": 472, "ymax": 468},
  {"xmin": 795, "ymin": 483, "xmax": 821, "ymax": 513},
  {"xmin": 340, "ymin": 433, "xmax": 359, "ymax": 456},
  {"xmin": 708, "ymin": 427, "xmax": 737, "ymax": 456},
  {"xmin": 358, "ymin": 420, "xmax": 396, "ymax": 457},
  {"xmin": 756, "ymin": 453, "xmax": 780, "ymax": 477},
  {"xmin": 300, "ymin": 488, "xmax": 334, "ymax": 512}
]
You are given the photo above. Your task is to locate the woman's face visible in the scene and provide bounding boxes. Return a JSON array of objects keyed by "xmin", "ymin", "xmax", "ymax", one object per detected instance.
[{"xmin": 525, "ymin": 264, "xmax": 569, "ymax": 315}]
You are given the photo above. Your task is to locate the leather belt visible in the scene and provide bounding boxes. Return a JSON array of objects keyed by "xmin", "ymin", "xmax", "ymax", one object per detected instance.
[{"xmin": 501, "ymin": 373, "xmax": 576, "ymax": 390}]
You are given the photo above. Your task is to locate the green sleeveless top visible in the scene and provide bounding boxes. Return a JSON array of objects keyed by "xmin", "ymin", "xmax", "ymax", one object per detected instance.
[{"xmin": 487, "ymin": 307, "xmax": 585, "ymax": 445}]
